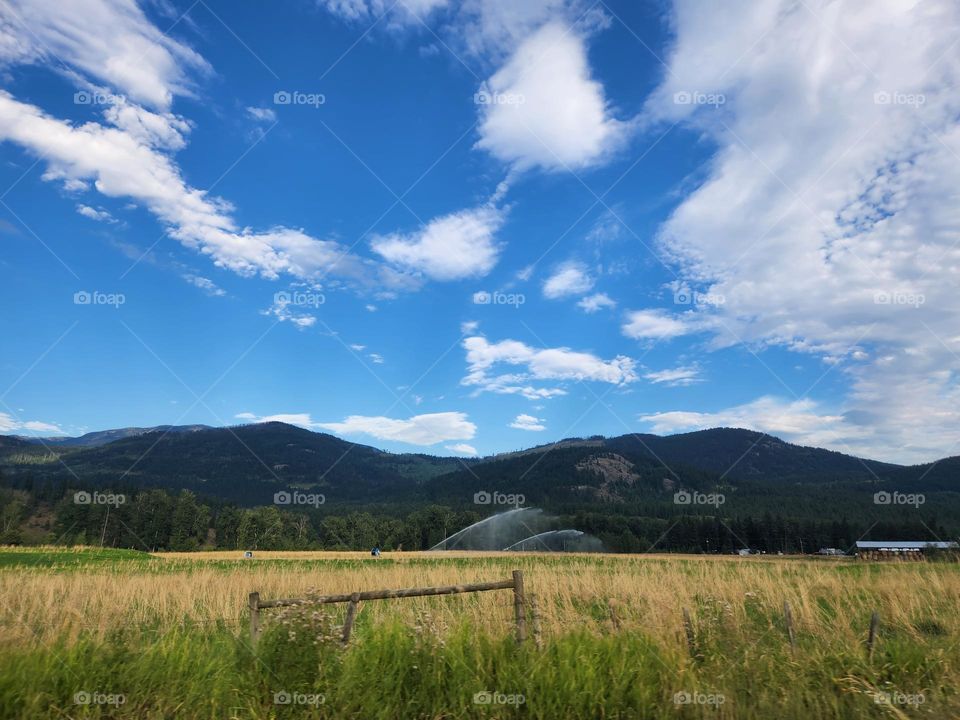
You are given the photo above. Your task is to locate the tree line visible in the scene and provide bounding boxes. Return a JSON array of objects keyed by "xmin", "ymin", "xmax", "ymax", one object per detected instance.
[{"xmin": 0, "ymin": 485, "xmax": 952, "ymax": 554}]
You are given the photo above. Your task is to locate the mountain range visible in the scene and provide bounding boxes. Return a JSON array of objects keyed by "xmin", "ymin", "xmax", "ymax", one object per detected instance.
[{"xmin": 1, "ymin": 422, "xmax": 957, "ymax": 513}]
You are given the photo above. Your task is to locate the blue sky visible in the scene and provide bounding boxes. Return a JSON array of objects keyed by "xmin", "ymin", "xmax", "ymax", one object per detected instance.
[{"xmin": 1, "ymin": 0, "xmax": 959, "ymax": 464}]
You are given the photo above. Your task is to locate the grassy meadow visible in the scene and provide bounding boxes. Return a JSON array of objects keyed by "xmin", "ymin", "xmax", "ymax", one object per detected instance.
[{"xmin": 0, "ymin": 546, "xmax": 957, "ymax": 718}]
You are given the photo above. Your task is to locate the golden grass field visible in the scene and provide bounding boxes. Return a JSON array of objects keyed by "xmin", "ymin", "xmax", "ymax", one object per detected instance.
[
  {"xmin": 3, "ymin": 547, "xmax": 960, "ymax": 718},
  {"xmin": 3, "ymin": 547, "xmax": 957, "ymax": 652}
]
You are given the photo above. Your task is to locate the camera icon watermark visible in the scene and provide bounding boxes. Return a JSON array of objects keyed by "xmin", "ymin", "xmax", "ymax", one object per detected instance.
[
  {"xmin": 273, "ymin": 490, "xmax": 325, "ymax": 508},
  {"xmin": 73, "ymin": 90, "xmax": 124, "ymax": 106},
  {"xmin": 873, "ymin": 290, "xmax": 924, "ymax": 308},
  {"xmin": 873, "ymin": 491, "xmax": 924, "ymax": 508},
  {"xmin": 873, "ymin": 691, "xmax": 925, "ymax": 707},
  {"xmin": 472, "ymin": 290, "xmax": 525, "ymax": 308},
  {"xmin": 474, "ymin": 89, "xmax": 525, "ymax": 106},
  {"xmin": 473, "ymin": 490, "xmax": 525, "ymax": 507},
  {"xmin": 673, "ymin": 691, "xmax": 725, "ymax": 706},
  {"xmin": 273, "ymin": 690, "xmax": 325, "ymax": 706},
  {"xmin": 74, "ymin": 290, "xmax": 125, "ymax": 308},
  {"xmin": 673, "ymin": 90, "xmax": 725, "ymax": 108},
  {"xmin": 873, "ymin": 90, "xmax": 925, "ymax": 107},
  {"xmin": 673, "ymin": 288, "xmax": 725, "ymax": 306},
  {"xmin": 674, "ymin": 490, "xmax": 724, "ymax": 507},
  {"xmin": 74, "ymin": 491, "xmax": 126, "ymax": 507},
  {"xmin": 74, "ymin": 691, "xmax": 125, "ymax": 706},
  {"xmin": 274, "ymin": 290, "xmax": 325, "ymax": 308},
  {"xmin": 473, "ymin": 691, "xmax": 525, "ymax": 706},
  {"xmin": 273, "ymin": 90, "xmax": 325, "ymax": 108}
]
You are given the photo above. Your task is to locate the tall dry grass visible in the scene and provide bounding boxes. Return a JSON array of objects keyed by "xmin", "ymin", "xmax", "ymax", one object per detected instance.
[{"xmin": 2, "ymin": 550, "xmax": 956, "ymax": 651}]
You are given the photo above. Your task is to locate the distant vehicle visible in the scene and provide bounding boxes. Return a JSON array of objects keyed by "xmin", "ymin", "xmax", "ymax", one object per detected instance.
[
  {"xmin": 370, "ymin": 546, "xmax": 381, "ymax": 557},
  {"xmin": 243, "ymin": 551, "xmax": 253, "ymax": 559},
  {"xmin": 818, "ymin": 548, "xmax": 845, "ymax": 556}
]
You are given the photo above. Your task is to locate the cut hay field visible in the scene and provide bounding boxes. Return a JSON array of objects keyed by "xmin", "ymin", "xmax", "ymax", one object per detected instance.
[{"xmin": 0, "ymin": 546, "xmax": 957, "ymax": 719}]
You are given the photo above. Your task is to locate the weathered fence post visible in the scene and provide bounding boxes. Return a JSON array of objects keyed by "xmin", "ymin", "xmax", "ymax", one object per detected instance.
[
  {"xmin": 530, "ymin": 593, "xmax": 543, "ymax": 649},
  {"xmin": 867, "ymin": 610, "xmax": 879, "ymax": 659},
  {"xmin": 783, "ymin": 601, "xmax": 796, "ymax": 652},
  {"xmin": 342, "ymin": 592, "xmax": 360, "ymax": 645},
  {"xmin": 682, "ymin": 607, "xmax": 697, "ymax": 658},
  {"xmin": 248, "ymin": 592, "xmax": 260, "ymax": 647},
  {"xmin": 512, "ymin": 570, "xmax": 527, "ymax": 644}
]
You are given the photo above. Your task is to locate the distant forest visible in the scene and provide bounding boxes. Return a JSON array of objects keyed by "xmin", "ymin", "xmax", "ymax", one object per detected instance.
[{"xmin": 0, "ymin": 481, "xmax": 951, "ymax": 554}]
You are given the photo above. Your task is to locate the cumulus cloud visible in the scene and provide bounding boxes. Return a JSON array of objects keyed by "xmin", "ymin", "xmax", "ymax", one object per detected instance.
[
  {"xmin": 245, "ymin": 106, "xmax": 276, "ymax": 123},
  {"xmin": 622, "ymin": 310, "xmax": 698, "ymax": 341},
  {"xmin": 510, "ymin": 413, "xmax": 546, "ymax": 431},
  {"xmin": 577, "ymin": 292, "xmax": 616, "ymax": 313},
  {"xmin": 0, "ymin": 412, "xmax": 64, "ymax": 435},
  {"xmin": 642, "ymin": 0, "xmax": 960, "ymax": 462},
  {"xmin": 317, "ymin": 0, "xmax": 450, "ymax": 27},
  {"xmin": 371, "ymin": 205, "xmax": 505, "ymax": 280},
  {"xmin": 318, "ymin": 411, "xmax": 477, "ymax": 446},
  {"xmin": 475, "ymin": 21, "xmax": 628, "ymax": 172},
  {"xmin": 235, "ymin": 412, "xmax": 317, "ymax": 428},
  {"xmin": 445, "ymin": 442, "xmax": 478, "ymax": 455},
  {"xmin": 0, "ymin": 91, "xmax": 421, "ymax": 295},
  {"xmin": 261, "ymin": 295, "xmax": 316, "ymax": 328},
  {"xmin": 182, "ymin": 273, "xmax": 226, "ymax": 297},
  {"xmin": 0, "ymin": 0, "xmax": 211, "ymax": 110},
  {"xmin": 76, "ymin": 204, "xmax": 116, "ymax": 223},
  {"xmin": 644, "ymin": 366, "xmax": 702, "ymax": 387},
  {"xmin": 0, "ymin": 5, "xmax": 495, "ymax": 299},
  {"xmin": 462, "ymin": 334, "xmax": 636, "ymax": 399},
  {"xmin": 542, "ymin": 261, "xmax": 593, "ymax": 299},
  {"xmin": 639, "ymin": 397, "xmax": 871, "ymax": 454},
  {"xmin": 236, "ymin": 410, "xmax": 477, "ymax": 449}
]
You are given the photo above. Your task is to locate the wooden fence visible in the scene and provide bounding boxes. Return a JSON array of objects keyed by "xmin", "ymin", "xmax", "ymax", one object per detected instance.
[
  {"xmin": 249, "ymin": 575, "xmax": 882, "ymax": 660},
  {"xmin": 249, "ymin": 570, "xmax": 526, "ymax": 646}
]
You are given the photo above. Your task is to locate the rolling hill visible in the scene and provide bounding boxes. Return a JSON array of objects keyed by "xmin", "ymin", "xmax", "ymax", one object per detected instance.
[{"xmin": 0, "ymin": 422, "xmax": 956, "ymax": 510}]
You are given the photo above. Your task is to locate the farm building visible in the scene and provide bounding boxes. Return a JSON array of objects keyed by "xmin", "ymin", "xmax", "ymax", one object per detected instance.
[{"xmin": 855, "ymin": 540, "xmax": 959, "ymax": 561}]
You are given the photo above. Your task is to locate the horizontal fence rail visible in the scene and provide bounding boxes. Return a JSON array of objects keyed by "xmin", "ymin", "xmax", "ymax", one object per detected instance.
[{"xmin": 249, "ymin": 570, "xmax": 526, "ymax": 646}]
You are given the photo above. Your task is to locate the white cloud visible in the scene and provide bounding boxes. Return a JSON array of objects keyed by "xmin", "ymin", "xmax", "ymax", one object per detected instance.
[
  {"xmin": 0, "ymin": 93, "xmax": 410, "ymax": 287},
  {"xmin": 460, "ymin": 320, "xmax": 479, "ymax": 335},
  {"xmin": 319, "ymin": 411, "xmax": 477, "ymax": 446},
  {"xmin": 462, "ymin": 334, "xmax": 636, "ymax": 399},
  {"xmin": 644, "ymin": 366, "xmax": 701, "ymax": 387},
  {"xmin": 510, "ymin": 413, "xmax": 546, "ymax": 431},
  {"xmin": 577, "ymin": 292, "xmax": 616, "ymax": 313},
  {"xmin": 235, "ymin": 412, "xmax": 316, "ymax": 428},
  {"xmin": 0, "ymin": 411, "xmax": 64, "ymax": 435},
  {"xmin": 371, "ymin": 205, "xmax": 504, "ymax": 280},
  {"xmin": 639, "ymin": 397, "xmax": 870, "ymax": 454},
  {"xmin": 262, "ymin": 295, "xmax": 316, "ymax": 328},
  {"xmin": 445, "ymin": 442, "xmax": 478, "ymax": 456},
  {"xmin": 644, "ymin": 0, "xmax": 960, "ymax": 462},
  {"xmin": 246, "ymin": 106, "xmax": 276, "ymax": 123},
  {"xmin": 456, "ymin": 0, "xmax": 572, "ymax": 60},
  {"xmin": 542, "ymin": 261, "xmax": 593, "ymax": 299},
  {"xmin": 349, "ymin": 343, "xmax": 366, "ymax": 351},
  {"xmin": 182, "ymin": 273, "xmax": 226, "ymax": 297},
  {"xmin": 76, "ymin": 204, "xmax": 115, "ymax": 223},
  {"xmin": 0, "ymin": 0, "xmax": 211, "ymax": 110},
  {"xmin": 318, "ymin": 0, "xmax": 450, "ymax": 27},
  {"xmin": 476, "ymin": 22, "xmax": 627, "ymax": 172},
  {"xmin": 622, "ymin": 310, "xmax": 697, "ymax": 341},
  {"xmin": 368, "ymin": 352, "xmax": 385, "ymax": 364}
]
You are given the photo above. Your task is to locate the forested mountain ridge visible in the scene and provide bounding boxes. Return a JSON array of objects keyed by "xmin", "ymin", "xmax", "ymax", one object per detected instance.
[{"xmin": 0, "ymin": 422, "xmax": 956, "ymax": 509}]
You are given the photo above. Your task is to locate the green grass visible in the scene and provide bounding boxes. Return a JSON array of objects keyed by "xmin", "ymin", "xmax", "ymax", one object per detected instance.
[
  {"xmin": 2, "ymin": 548, "xmax": 959, "ymax": 718},
  {"xmin": 0, "ymin": 546, "xmax": 154, "ymax": 569},
  {"xmin": 1, "ymin": 619, "xmax": 956, "ymax": 719}
]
